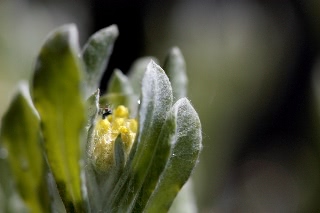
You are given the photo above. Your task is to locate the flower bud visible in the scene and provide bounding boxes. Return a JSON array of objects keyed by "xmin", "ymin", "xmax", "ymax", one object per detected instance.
[{"xmin": 89, "ymin": 105, "xmax": 137, "ymax": 174}]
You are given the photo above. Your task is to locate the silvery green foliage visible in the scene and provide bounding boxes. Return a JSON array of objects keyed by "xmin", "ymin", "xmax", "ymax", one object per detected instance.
[{"xmin": 0, "ymin": 24, "xmax": 202, "ymax": 213}]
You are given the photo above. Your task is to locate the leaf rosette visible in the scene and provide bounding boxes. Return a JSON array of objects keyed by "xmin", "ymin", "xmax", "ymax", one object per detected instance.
[{"xmin": 0, "ymin": 24, "xmax": 202, "ymax": 213}]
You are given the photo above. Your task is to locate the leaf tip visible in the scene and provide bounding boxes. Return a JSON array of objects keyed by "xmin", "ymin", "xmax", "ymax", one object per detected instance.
[
  {"xmin": 56, "ymin": 23, "xmax": 79, "ymax": 48},
  {"xmin": 170, "ymin": 46, "xmax": 182, "ymax": 57},
  {"xmin": 108, "ymin": 24, "xmax": 119, "ymax": 37},
  {"xmin": 146, "ymin": 60, "xmax": 165, "ymax": 75},
  {"xmin": 94, "ymin": 24, "xmax": 119, "ymax": 41}
]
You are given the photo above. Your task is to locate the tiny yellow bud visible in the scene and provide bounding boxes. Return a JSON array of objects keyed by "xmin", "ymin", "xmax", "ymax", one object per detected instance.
[
  {"xmin": 95, "ymin": 119, "xmax": 111, "ymax": 136},
  {"xmin": 114, "ymin": 105, "xmax": 129, "ymax": 118}
]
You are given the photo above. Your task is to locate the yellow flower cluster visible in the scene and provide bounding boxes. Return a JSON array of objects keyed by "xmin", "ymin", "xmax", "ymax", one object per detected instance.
[{"xmin": 90, "ymin": 105, "xmax": 137, "ymax": 173}]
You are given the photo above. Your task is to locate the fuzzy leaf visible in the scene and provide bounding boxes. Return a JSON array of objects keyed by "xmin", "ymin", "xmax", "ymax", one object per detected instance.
[
  {"xmin": 144, "ymin": 98, "xmax": 202, "ymax": 213},
  {"xmin": 106, "ymin": 61, "xmax": 173, "ymax": 212},
  {"xmin": 133, "ymin": 98, "xmax": 176, "ymax": 212},
  {"xmin": 101, "ymin": 135, "xmax": 127, "ymax": 201},
  {"xmin": 31, "ymin": 25, "xmax": 85, "ymax": 212},
  {"xmin": 86, "ymin": 89, "xmax": 100, "ymax": 125},
  {"xmin": 127, "ymin": 57, "xmax": 158, "ymax": 96},
  {"xmin": 85, "ymin": 89, "xmax": 100, "ymax": 156},
  {"xmin": 163, "ymin": 47, "xmax": 187, "ymax": 101},
  {"xmin": 0, "ymin": 82, "xmax": 49, "ymax": 213},
  {"xmin": 83, "ymin": 89, "xmax": 101, "ymax": 212},
  {"xmin": 82, "ymin": 25, "xmax": 119, "ymax": 97}
]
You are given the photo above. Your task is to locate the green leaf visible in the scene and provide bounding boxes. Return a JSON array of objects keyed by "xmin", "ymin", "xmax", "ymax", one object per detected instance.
[
  {"xmin": 31, "ymin": 24, "xmax": 86, "ymax": 212},
  {"xmin": 86, "ymin": 89, "xmax": 100, "ymax": 125},
  {"xmin": 83, "ymin": 89, "xmax": 100, "ymax": 212},
  {"xmin": 82, "ymin": 25, "xmax": 119, "ymax": 97},
  {"xmin": 106, "ymin": 61, "xmax": 173, "ymax": 212},
  {"xmin": 144, "ymin": 98, "xmax": 202, "ymax": 213},
  {"xmin": 0, "ymin": 82, "xmax": 49, "ymax": 213},
  {"xmin": 133, "ymin": 49, "xmax": 193, "ymax": 212},
  {"xmin": 133, "ymin": 98, "xmax": 176, "ymax": 212},
  {"xmin": 101, "ymin": 135, "xmax": 126, "ymax": 200},
  {"xmin": 163, "ymin": 47, "xmax": 187, "ymax": 101},
  {"xmin": 85, "ymin": 89, "xmax": 100, "ymax": 155},
  {"xmin": 127, "ymin": 57, "xmax": 158, "ymax": 96}
]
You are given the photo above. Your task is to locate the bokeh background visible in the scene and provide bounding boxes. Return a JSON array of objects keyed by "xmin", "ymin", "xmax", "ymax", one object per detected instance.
[{"xmin": 1, "ymin": 0, "xmax": 320, "ymax": 212}]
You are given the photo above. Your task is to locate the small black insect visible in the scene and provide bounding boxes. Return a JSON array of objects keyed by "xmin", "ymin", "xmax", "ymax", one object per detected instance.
[{"xmin": 99, "ymin": 105, "xmax": 112, "ymax": 119}]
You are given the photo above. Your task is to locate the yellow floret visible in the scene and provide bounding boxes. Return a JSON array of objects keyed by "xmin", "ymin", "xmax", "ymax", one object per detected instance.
[
  {"xmin": 114, "ymin": 105, "xmax": 129, "ymax": 118},
  {"xmin": 90, "ymin": 105, "xmax": 137, "ymax": 174},
  {"xmin": 95, "ymin": 118, "xmax": 111, "ymax": 136}
]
